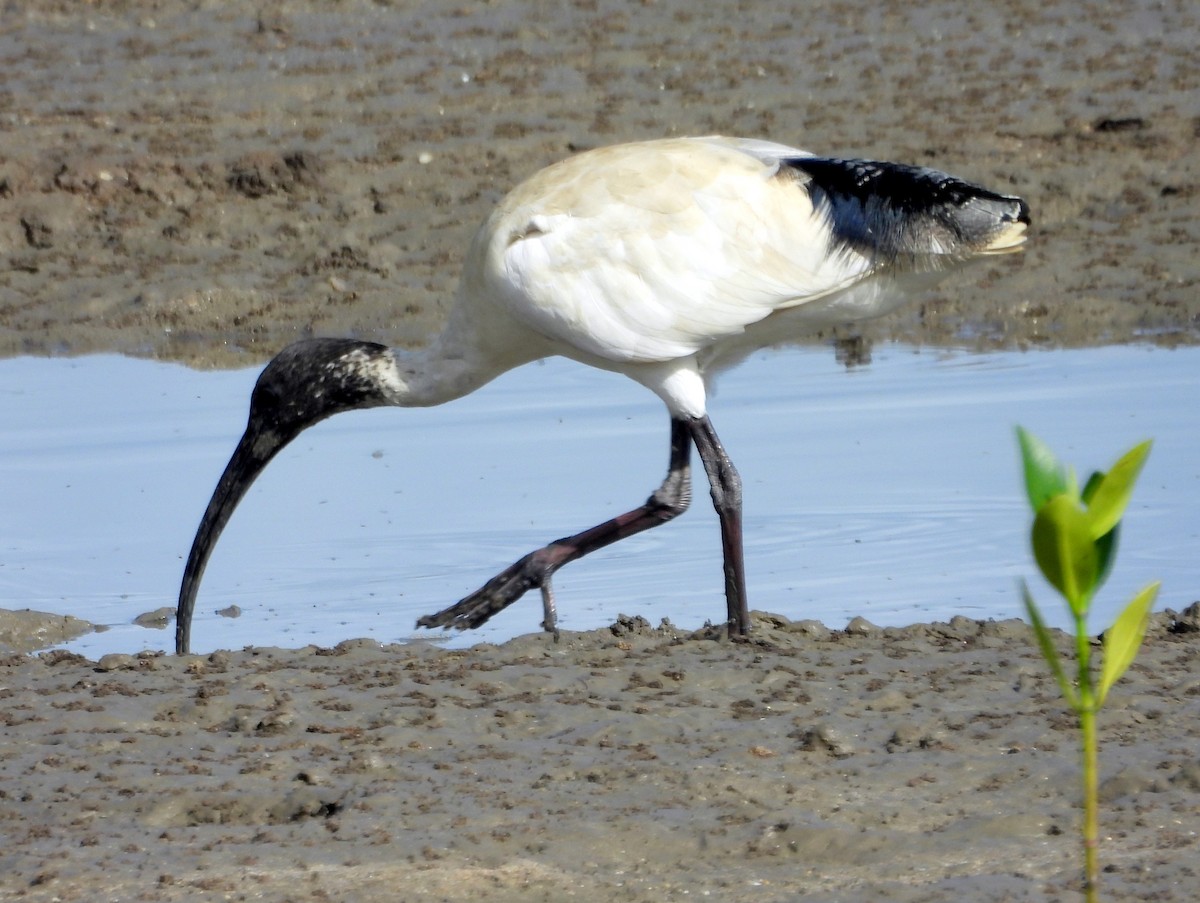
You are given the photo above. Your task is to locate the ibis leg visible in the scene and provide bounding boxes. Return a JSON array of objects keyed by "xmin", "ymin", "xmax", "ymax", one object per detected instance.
[
  {"xmin": 687, "ymin": 416, "xmax": 749, "ymax": 637},
  {"xmin": 417, "ymin": 418, "xmax": 693, "ymax": 632}
]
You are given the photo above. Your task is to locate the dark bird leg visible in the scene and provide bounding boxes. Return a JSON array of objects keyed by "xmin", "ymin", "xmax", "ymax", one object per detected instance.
[
  {"xmin": 687, "ymin": 416, "xmax": 749, "ymax": 637},
  {"xmin": 417, "ymin": 418, "xmax": 693, "ymax": 633}
]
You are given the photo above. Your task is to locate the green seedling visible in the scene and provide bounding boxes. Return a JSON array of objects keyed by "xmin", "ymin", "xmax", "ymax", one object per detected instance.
[{"xmin": 1017, "ymin": 427, "xmax": 1159, "ymax": 902}]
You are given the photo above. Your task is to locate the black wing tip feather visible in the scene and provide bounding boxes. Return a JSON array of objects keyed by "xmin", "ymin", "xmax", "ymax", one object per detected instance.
[{"xmin": 783, "ymin": 156, "xmax": 1029, "ymax": 261}]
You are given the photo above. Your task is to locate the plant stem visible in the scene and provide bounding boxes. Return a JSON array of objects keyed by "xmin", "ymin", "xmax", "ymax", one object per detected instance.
[{"xmin": 1076, "ymin": 618, "xmax": 1099, "ymax": 902}]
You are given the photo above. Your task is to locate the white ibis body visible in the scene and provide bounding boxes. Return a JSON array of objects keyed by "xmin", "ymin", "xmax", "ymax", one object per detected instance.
[{"xmin": 175, "ymin": 136, "xmax": 1030, "ymax": 654}]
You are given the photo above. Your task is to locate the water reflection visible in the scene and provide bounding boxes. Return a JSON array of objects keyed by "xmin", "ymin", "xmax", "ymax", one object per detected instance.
[{"xmin": 1, "ymin": 344, "xmax": 1195, "ymax": 656}]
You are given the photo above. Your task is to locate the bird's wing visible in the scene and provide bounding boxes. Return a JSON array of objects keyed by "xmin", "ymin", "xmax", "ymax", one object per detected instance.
[{"xmin": 483, "ymin": 138, "xmax": 874, "ymax": 364}]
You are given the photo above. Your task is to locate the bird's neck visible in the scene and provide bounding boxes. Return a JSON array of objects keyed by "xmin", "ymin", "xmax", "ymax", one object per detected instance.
[
  {"xmin": 375, "ymin": 274, "xmax": 552, "ymax": 408},
  {"xmin": 376, "ymin": 340, "xmax": 488, "ymax": 408},
  {"xmin": 375, "ymin": 306, "xmax": 536, "ymax": 407}
]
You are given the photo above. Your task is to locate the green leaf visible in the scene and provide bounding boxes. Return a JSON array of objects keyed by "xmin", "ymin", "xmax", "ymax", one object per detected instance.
[
  {"xmin": 1092, "ymin": 524, "xmax": 1120, "ymax": 593},
  {"xmin": 1084, "ymin": 440, "xmax": 1152, "ymax": 540},
  {"xmin": 1017, "ymin": 427, "xmax": 1070, "ymax": 512},
  {"xmin": 1097, "ymin": 581, "xmax": 1159, "ymax": 706},
  {"xmin": 1080, "ymin": 470, "xmax": 1104, "ymax": 506},
  {"xmin": 1021, "ymin": 582, "xmax": 1078, "ymax": 709},
  {"xmin": 1031, "ymin": 494, "xmax": 1098, "ymax": 612}
]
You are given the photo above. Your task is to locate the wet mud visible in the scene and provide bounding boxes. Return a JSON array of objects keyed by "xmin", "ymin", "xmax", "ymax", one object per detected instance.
[
  {"xmin": 3, "ymin": 612, "xmax": 1200, "ymax": 901},
  {"xmin": 1, "ymin": 1, "xmax": 1197, "ymax": 367}
]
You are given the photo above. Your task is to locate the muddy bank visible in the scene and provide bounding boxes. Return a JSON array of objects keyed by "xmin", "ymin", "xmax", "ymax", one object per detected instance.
[
  {"xmin": 1, "ymin": 0, "xmax": 1198, "ymax": 367},
  {"xmin": 0, "ymin": 608, "xmax": 93, "ymax": 654},
  {"xmin": 3, "ymin": 611, "xmax": 1199, "ymax": 902}
]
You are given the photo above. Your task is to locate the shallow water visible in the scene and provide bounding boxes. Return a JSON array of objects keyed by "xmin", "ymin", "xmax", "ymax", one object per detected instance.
[{"xmin": 2, "ymin": 344, "xmax": 1195, "ymax": 656}]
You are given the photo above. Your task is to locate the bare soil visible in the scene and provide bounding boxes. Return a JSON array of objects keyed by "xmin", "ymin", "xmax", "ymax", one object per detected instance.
[
  {"xmin": 1, "ymin": 1, "xmax": 1197, "ymax": 368},
  {"xmin": 3, "ymin": 610, "xmax": 1200, "ymax": 902}
]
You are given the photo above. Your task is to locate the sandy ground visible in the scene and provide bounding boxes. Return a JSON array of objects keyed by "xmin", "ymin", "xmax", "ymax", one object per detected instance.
[{"xmin": 2, "ymin": 0, "xmax": 1199, "ymax": 900}]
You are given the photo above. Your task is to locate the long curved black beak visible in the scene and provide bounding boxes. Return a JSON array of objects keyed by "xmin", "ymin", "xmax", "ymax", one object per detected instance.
[
  {"xmin": 176, "ymin": 426, "xmax": 287, "ymax": 654},
  {"xmin": 175, "ymin": 337, "xmax": 391, "ymax": 653}
]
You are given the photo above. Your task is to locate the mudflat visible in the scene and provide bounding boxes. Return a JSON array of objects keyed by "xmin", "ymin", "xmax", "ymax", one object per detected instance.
[
  {"xmin": 2, "ymin": 1, "xmax": 1197, "ymax": 365},
  {"xmin": 4, "ymin": 611, "xmax": 1200, "ymax": 902},
  {"xmin": 2, "ymin": 1, "xmax": 1198, "ymax": 900}
]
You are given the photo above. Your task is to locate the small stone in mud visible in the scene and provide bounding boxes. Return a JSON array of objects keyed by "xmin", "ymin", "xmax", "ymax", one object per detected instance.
[
  {"xmin": 1168, "ymin": 601, "xmax": 1200, "ymax": 634},
  {"xmin": 844, "ymin": 616, "xmax": 882, "ymax": 637},
  {"xmin": 978, "ymin": 619, "xmax": 1031, "ymax": 641},
  {"xmin": 610, "ymin": 614, "xmax": 653, "ymax": 637},
  {"xmin": 795, "ymin": 723, "xmax": 856, "ymax": 758},
  {"xmin": 786, "ymin": 619, "xmax": 831, "ymax": 639},
  {"xmin": 95, "ymin": 653, "xmax": 139, "ymax": 672},
  {"xmin": 134, "ymin": 607, "xmax": 175, "ymax": 629}
]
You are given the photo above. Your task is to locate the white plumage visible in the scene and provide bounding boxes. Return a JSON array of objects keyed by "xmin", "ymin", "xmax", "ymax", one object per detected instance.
[{"xmin": 174, "ymin": 135, "xmax": 1030, "ymax": 654}]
